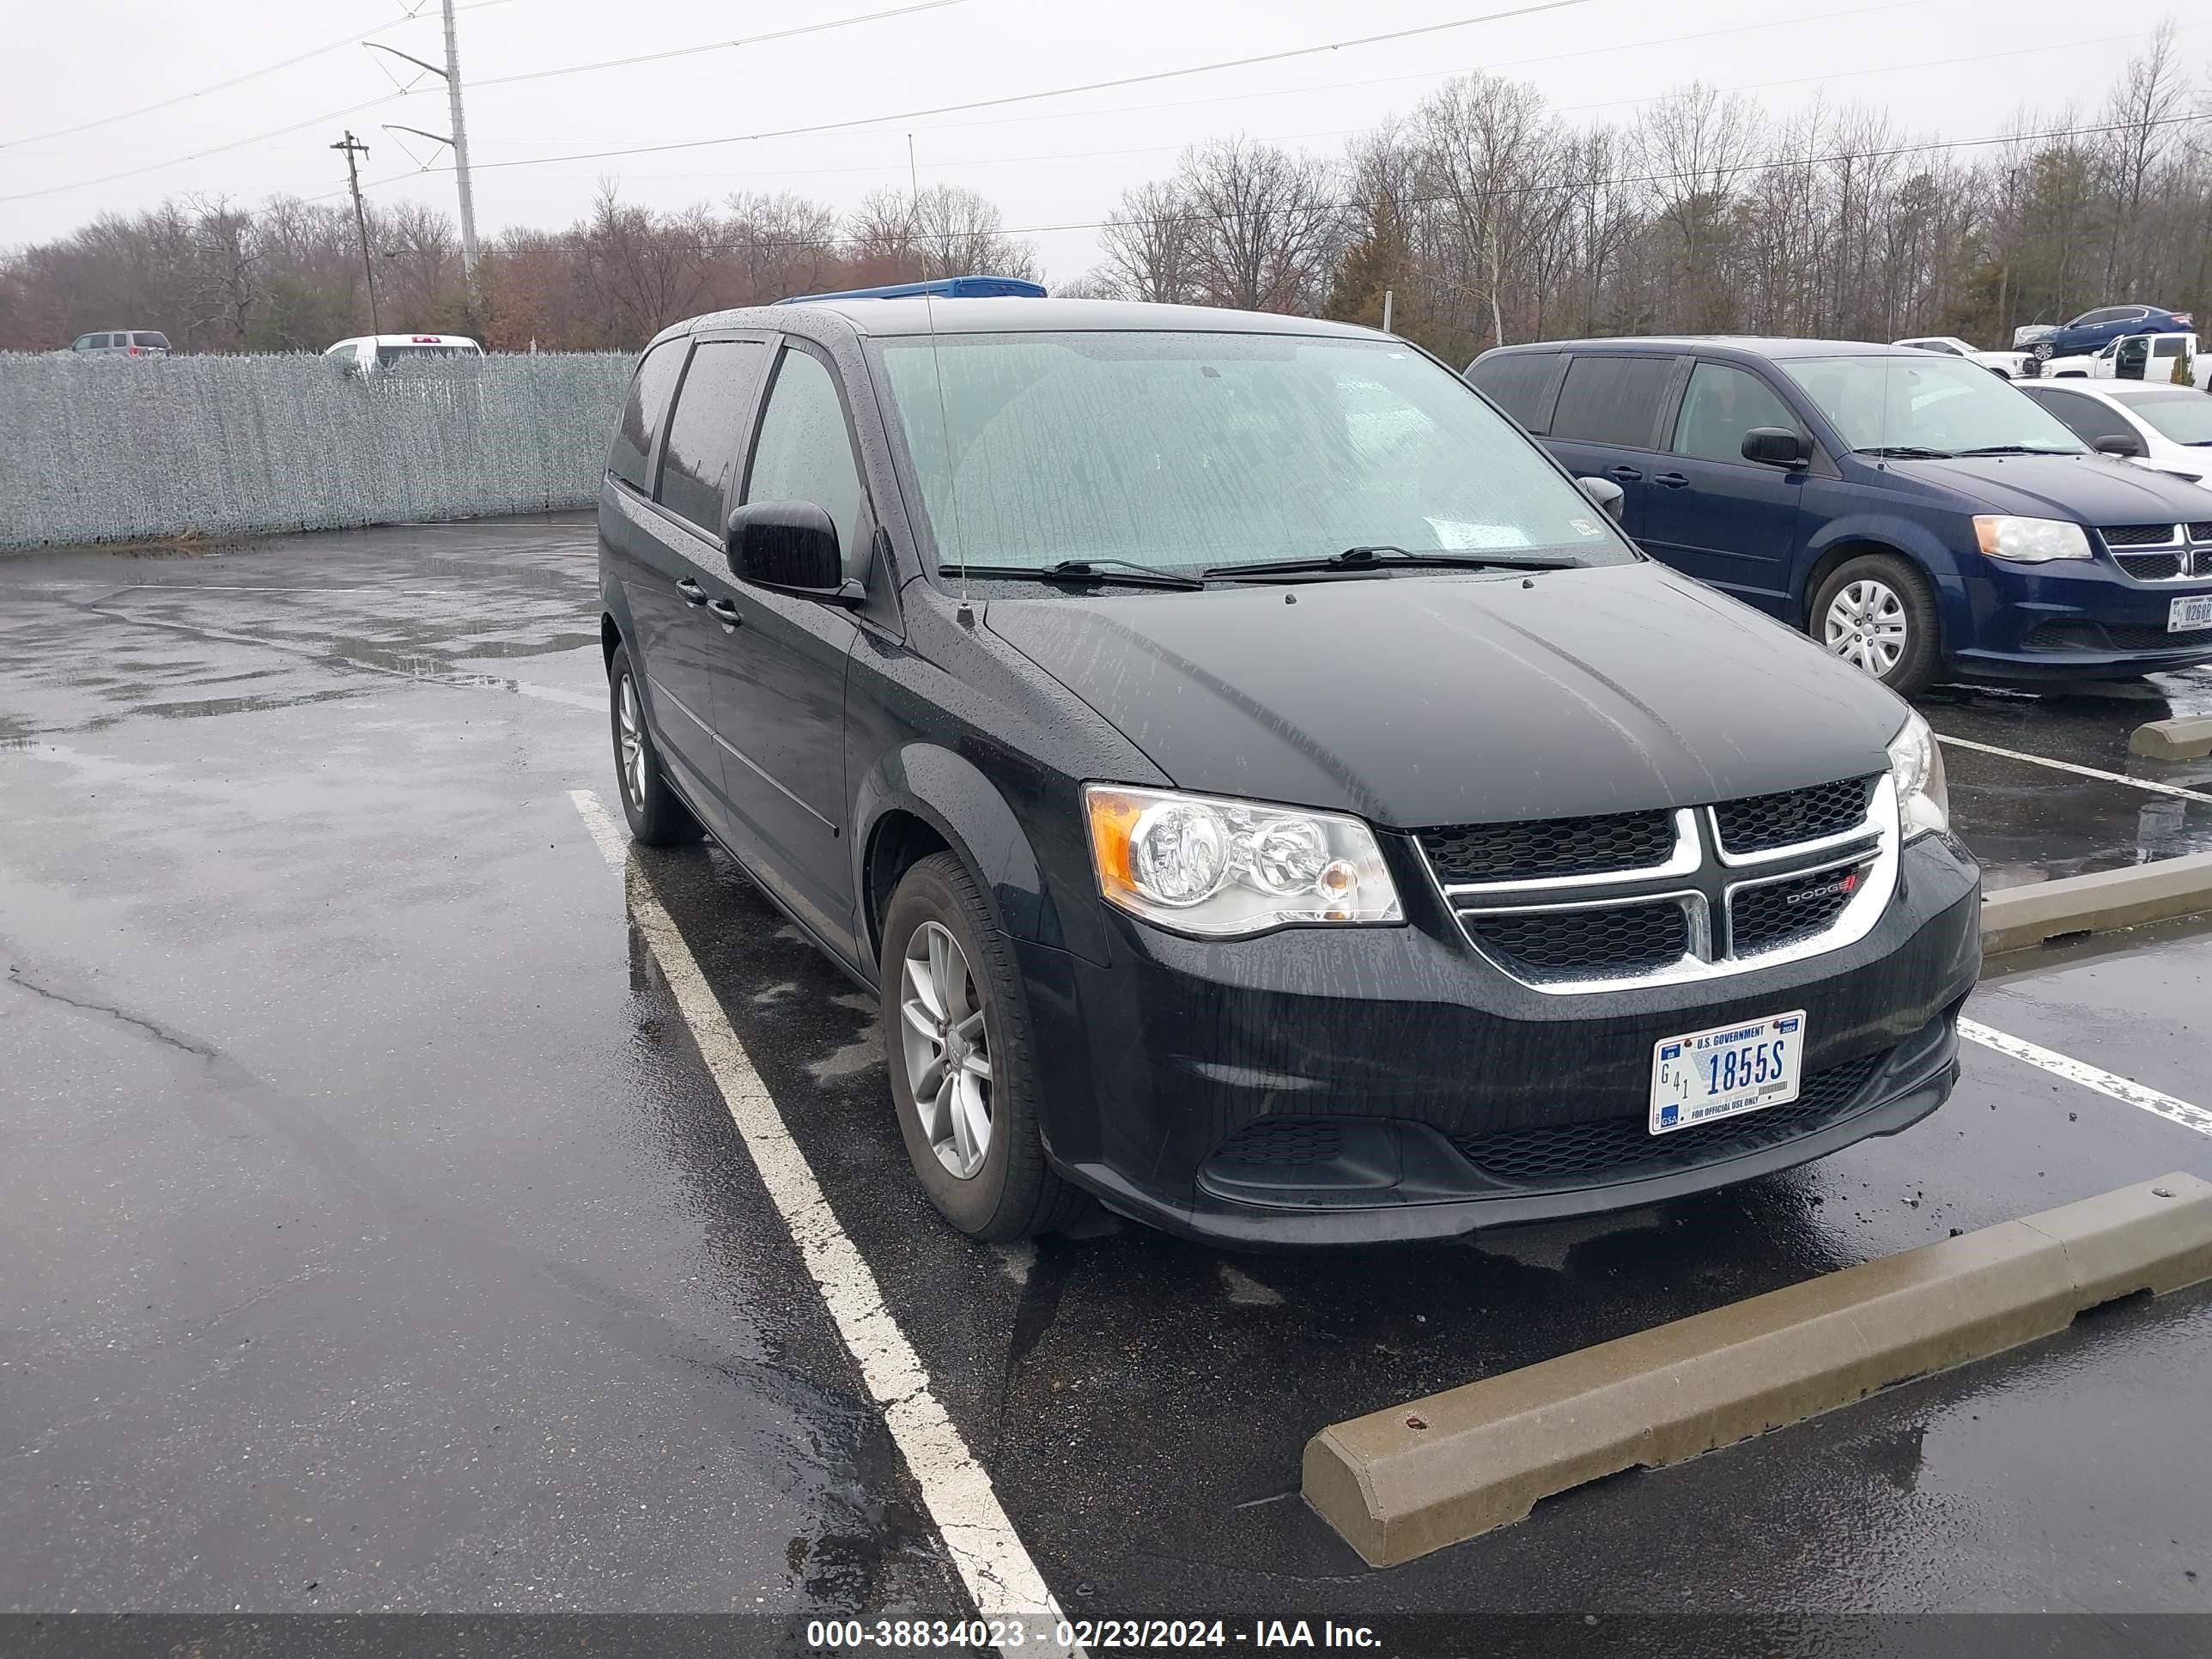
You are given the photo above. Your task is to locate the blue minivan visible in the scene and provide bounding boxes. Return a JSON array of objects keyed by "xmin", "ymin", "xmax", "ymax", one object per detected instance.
[{"xmin": 1468, "ymin": 337, "xmax": 2212, "ymax": 695}]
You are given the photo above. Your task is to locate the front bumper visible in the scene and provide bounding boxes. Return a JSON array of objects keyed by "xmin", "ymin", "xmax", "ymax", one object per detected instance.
[
  {"xmin": 1020, "ymin": 833, "xmax": 1981, "ymax": 1247},
  {"xmin": 1948, "ymin": 556, "xmax": 2212, "ymax": 682}
]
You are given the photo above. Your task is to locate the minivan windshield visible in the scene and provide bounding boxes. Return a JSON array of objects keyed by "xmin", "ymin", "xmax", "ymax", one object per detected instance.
[
  {"xmin": 1779, "ymin": 353, "xmax": 2087, "ymax": 459},
  {"xmin": 875, "ymin": 331, "xmax": 1638, "ymax": 578}
]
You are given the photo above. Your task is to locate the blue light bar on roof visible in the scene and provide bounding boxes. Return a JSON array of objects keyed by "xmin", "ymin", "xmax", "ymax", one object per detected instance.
[{"xmin": 774, "ymin": 275, "xmax": 1048, "ymax": 304}]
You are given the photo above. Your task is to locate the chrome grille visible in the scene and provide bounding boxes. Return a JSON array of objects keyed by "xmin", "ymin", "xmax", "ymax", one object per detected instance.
[
  {"xmin": 1712, "ymin": 776, "xmax": 1877, "ymax": 855},
  {"xmin": 1452, "ymin": 1050, "xmax": 1888, "ymax": 1189},
  {"xmin": 1429, "ymin": 778, "xmax": 1899, "ymax": 994},
  {"xmin": 2100, "ymin": 523, "xmax": 2179, "ymax": 547},
  {"xmin": 1729, "ymin": 859, "xmax": 1876, "ymax": 956},
  {"xmin": 2118, "ymin": 551, "xmax": 2185, "ymax": 580},
  {"xmin": 1463, "ymin": 901, "xmax": 1692, "ymax": 984},
  {"xmin": 1419, "ymin": 809, "xmax": 1675, "ymax": 884}
]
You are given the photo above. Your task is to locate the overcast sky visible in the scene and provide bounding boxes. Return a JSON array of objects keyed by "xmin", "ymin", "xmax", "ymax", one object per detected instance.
[{"xmin": 4, "ymin": 0, "xmax": 2199, "ymax": 281}]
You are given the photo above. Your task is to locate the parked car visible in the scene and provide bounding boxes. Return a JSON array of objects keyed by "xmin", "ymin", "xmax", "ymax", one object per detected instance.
[
  {"xmin": 2020, "ymin": 380, "xmax": 2212, "ymax": 487},
  {"xmin": 323, "ymin": 333, "xmax": 483, "ymax": 374},
  {"xmin": 1893, "ymin": 335, "xmax": 2036, "ymax": 379},
  {"xmin": 2042, "ymin": 331, "xmax": 2198, "ymax": 385},
  {"xmin": 599, "ymin": 287, "xmax": 1980, "ymax": 1246},
  {"xmin": 1466, "ymin": 337, "xmax": 2212, "ymax": 694},
  {"xmin": 2012, "ymin": 305, "xmax": 2193, "ymax": 362},
  {"xmin": 68, "ymin": 330, "xmax": 170, "ymax": 357}
]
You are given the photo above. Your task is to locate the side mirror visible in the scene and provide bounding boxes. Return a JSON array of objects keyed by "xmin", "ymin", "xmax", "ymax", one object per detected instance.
[
  {"xmin": 725, "ymin": 500, "xmax": 863, "ymax": 605},
  {"xmin": 1576, "ymin": 475, "xmax": 1625, "ymax": 521},
  {"xmin": 2093, "ymin": 433, "xmax": 2148, "ymax": 459},
  {"xmin": 1741, "ymin": 426, "xmax": 1813, "ymax": 469}
]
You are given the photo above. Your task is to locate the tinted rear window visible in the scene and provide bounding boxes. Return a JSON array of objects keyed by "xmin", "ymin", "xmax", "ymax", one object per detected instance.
[
  {"xmin": 1547, "ymin": 356, "xmax": 1676, "ymax": 448},
  {"xmin": 609, "ymin": 340, "xmax": 687, "ymax": 492},
  {"xmin": 1467, "ymin": 352, "xmax": 1561, "ymax": 432},
  {"xmin": 132, "ymin": 332, "xmax": 170, "ymax": 349},
  {"xmin": 657, "ymin": 339, "xmax": 769, "ymax": 534}
]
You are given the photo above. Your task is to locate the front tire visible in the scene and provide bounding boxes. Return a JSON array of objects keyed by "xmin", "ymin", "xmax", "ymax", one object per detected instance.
[
  {"xmin": 879, "ymin": 853, "xmax": 1083, "ymax": 1241},
  {"xmin": 607, "ymin": 641, "xmax": 702, "ymax": 846},
  {"xmin": 1809, "ymin": 553, "xmax": 1941, "ymax": 698}
]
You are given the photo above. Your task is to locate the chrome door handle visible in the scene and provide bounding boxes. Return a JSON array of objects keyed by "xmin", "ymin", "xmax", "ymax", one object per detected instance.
[
  {"xmin": 676, "ymin": 577, "xmax": 708, "ymax": 606},
  {"xmin": 1655, "ymin": 471, "xmax": 1690, "ymax": 488},
  {"xmin": 1607, "ymin": 465, "xmax": 1644, "ymax": 483},
  {"xmin": 708, "ymin": 598, "xmax": 742, "ymax": 629}
]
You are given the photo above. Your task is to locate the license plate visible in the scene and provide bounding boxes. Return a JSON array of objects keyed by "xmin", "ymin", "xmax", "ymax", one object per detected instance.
[
  {"xmin": 2172, "ymin": 595, "xmax": 2212, "ymax": 633},
  {"xmin": 1650, "ymin": 1011, "xmax": 1805, "ymax": 1135}
]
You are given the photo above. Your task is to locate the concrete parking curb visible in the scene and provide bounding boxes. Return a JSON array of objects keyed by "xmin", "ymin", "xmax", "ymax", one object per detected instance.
[
  {"xmin": 2130, "ymin": 716, "xmax": 2212, "ymax": 761},
  {"xmin": 1981, "ymin": 850, "xmax": 2212, "ymax": 954},
  {"xmin": 1303, "ymin": 1172, "xmax": 2212, "ymax": 1568}
]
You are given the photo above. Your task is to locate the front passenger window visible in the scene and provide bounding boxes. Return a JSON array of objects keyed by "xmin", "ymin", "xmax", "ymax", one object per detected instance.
[
  {"xmin": 744, "ymin": 346, "xmax": 869, "ymax": 579},
  {"xmin": 1671, "ymin": 363, "xmax": 1805, "ymax": 465}
]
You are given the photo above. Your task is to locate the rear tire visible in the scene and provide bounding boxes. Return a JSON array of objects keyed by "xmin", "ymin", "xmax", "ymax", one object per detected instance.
[
  {"xmin": 607, "ymin": 641, "xmax": 702, "ymax": 846},
  {"xmin": 879, "ymin": 852, "xmax": 1085, "ymax": 1241},
  {"xmin": 1809, "ymin": 553, "xmax": 1942, "ymax": 698}
]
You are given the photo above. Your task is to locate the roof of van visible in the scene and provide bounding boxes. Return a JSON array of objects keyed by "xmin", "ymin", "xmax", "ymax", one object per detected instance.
[
  {"xmin": 327, "ymin": 334, "xmax": 483, "ymax": 349},
  {"xmin": 661, "ymin": 298, "xmax": 1383, "ymax": 344},
  {"xmin": 1476, "ymin": 337, "xmax": 1905, "ymax": 361}
]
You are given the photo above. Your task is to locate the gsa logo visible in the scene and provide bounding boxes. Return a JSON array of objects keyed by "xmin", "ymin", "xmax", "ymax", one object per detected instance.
[{"xmin": 1659, "ymin": 1103, "xmax": 1680, "ymax": 1128}]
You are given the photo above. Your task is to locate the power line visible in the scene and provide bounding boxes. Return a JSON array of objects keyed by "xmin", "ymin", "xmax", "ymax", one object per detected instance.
[
  {"xmin": 386, "ymin": 22, "xmax": 2185, "ymax": 192},
  {"xmin": 467, "ymin": 0, "xmax": 970, "ymax": 90},
  {"xmin": 0, "ymin": 0, "xmax": 524, "ymax": 151},
  {"xmin": 0, "ymin": 94, "xmax": 415, "ymax": 204},
  {"xmin": 0, "ymin": 0, "xmax": 964, "ymax": 205},
  {"xmin": 369, "ymin": 0, "xmax": 1613, "ymax": 178},
  {"xmin": 399, "ymin": 109, "xmax": 2202, "ymax": 257}
]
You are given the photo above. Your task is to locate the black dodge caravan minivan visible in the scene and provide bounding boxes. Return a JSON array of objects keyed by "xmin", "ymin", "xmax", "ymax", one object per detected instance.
[{"xmin": 598, "ymin": 289, "xmax": 1981, "ymax": 1246}]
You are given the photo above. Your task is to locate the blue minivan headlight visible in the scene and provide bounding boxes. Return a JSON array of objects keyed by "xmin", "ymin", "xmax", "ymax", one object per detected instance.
[
  {"xmin": 1973, "ymin": 516, "xmax": 2091, "ymax": 562},
  {"xmin": 1887, "ymin": 711, "xmax": 1949, "ymax": 840}
]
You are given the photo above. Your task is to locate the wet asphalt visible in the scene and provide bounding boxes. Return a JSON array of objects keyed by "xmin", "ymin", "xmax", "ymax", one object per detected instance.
[{"xmin": 3, "ymin": 516, "xmax": 2210, "ymax": 1638}]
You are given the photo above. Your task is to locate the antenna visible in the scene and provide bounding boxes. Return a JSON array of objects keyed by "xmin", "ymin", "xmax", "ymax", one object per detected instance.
[{"xmin": 909, "ymin": 131, "xmax": 970, "ymax": 616}]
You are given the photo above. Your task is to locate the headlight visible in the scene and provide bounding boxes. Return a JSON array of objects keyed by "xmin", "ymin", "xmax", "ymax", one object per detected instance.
[
  {"xmin": 1083, "ymin": 784, "xmax": 1403, "ymax": 936},
  {"xmin": 1887, "ymin": 711, "xmax": 1948, "ymax": 840},
  {"xmin": 1972, "ymin": 515, "xmax": 2091, "ymax": 562}
]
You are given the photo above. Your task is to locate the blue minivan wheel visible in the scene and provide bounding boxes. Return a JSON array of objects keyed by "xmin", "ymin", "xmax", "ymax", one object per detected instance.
[{"xmin": 1810, "ymin": 553, "xmax": 1941, "ymax": 698}]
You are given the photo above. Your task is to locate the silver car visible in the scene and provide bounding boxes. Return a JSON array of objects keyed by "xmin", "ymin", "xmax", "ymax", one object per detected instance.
[{"xmin": 69, "ymin": 331, "xmax": 171, "ymax": 358}]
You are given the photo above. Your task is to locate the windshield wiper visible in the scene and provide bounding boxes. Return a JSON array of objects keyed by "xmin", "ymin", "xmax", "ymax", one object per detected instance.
[
  {"xmin": 955, "ymin": 558, "xmax": 1206, "ymax": 591},
  {"xmin": 1852, "ymin": 445, "xmax": 1954, "ymax": 459},
  {"xmin": 1954, "ymin": 444, "xmax": 2075, "ymax": 457},
  {"xmin": 1206, "ymin": 544, "xmax": 1580, "ymax": 580}
]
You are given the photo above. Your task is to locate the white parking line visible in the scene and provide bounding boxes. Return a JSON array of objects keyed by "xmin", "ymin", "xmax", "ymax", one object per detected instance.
[
  {"xmin": 1960, "ymin": 1016, "xmax": 2212, "ymax": 1140},
  {"xmin": 1936, "ymin": 732, "xmax": 2212, "ymax": 805},
  {"xmin": 566, "ymin": 788, "xmax": 1074, "ymax": 1656}
]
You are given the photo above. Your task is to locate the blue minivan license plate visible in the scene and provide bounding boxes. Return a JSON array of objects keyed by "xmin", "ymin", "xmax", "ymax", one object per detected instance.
[
  {"xmin": 1649, "ymin": 1011, "xmax": 1805, "ymax": 1135},
  {"xmin": 2172, "ymin": 596, "xmax": 2212, "ymax": 633}
]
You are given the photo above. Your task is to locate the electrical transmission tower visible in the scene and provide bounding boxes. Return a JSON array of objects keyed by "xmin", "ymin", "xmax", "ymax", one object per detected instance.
[{"xmin": 368, "ymin": 0, "xmax": 480, "ymax": 283}]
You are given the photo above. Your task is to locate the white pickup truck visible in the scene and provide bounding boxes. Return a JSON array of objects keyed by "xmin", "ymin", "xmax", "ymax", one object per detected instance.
[
  {"xmin": 2042, "ymin": 331, "xmax": 2199, "ymax": 386},
  {"xmin": 1892, "ymin": 335, "xmax": 2038, "ymax": 378}
]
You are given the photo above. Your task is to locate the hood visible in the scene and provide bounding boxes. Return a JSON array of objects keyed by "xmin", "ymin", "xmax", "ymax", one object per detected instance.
[
  {"xmin": 984, "ymin": 563, "xmax": 1904, "ymax": 829},
  {"xmin": 1882, "ymin": 453, "xmax": 2212, "ymax": 522}
]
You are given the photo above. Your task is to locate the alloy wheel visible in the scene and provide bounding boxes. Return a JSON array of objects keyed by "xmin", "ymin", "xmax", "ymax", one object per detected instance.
[
  {"xmin": 616, "ymin": 672, "xmax": 647, "ymax": 811},
  {"xmin": 898, "ymin": 921, "xmax": 994, "ymax": 1179},
  {"xmin": 1824, "ymin": 580, "xmax": 1909, "ymax": 678}
]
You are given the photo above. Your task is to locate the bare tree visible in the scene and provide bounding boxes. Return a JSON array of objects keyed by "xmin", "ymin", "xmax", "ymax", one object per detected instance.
[
  {"xmin": 1173, "ymin": 137, "xmax": 1341, "ymax": 313},
  {"xmin": 1095, "ymin": 179, "xmax": 1200, "ymax": 301}
]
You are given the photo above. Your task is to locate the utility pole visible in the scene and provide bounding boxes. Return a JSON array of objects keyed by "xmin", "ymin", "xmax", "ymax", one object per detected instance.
[
  {"xmin": 441, "ymin": 0, "xmax": 479, "ymax": 281},
  {"xmin": 368, "ymin": 0, "xmax": 479, "ymax": 286},
  {"xmin": 331, "ymin": 130, "xmax": 380, "ymax": 333}
]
